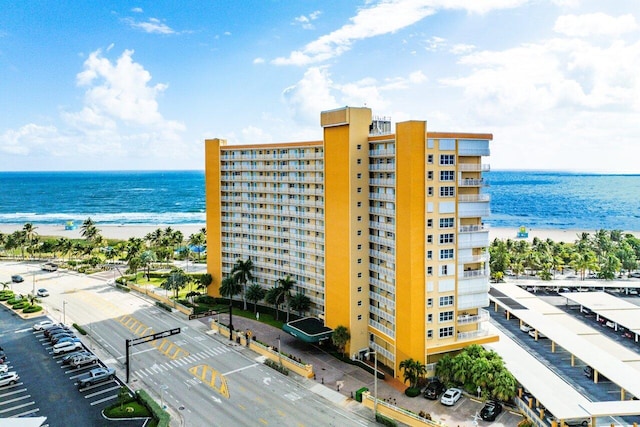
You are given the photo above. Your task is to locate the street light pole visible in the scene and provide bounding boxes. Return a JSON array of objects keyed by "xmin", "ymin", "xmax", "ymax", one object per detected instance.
[
  {"xmin": 366, "ymin": 350, "xmax": 378, "ymax": 416},
  {"xmin": 63, "ymin": 301, "xmax": 67, "ymax": 324}
]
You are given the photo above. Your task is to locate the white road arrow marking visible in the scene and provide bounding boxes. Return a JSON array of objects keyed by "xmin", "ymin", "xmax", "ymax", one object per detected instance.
[{"xmin": 263, "ymin": 377, "xmax": 271, "ymax": 385}]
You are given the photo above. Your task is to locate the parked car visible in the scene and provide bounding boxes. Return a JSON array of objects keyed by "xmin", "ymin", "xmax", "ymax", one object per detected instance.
[
  {"xmin": 33, "ymin": 320, "xmax": 55, "ymax": 331},
  {"xmin": 41, "ymin": 262, "xmax": 58, "ymax": 272},
  {"xmin": 529, "ymin": 329, "xmax": 547, "ymax": 339},
  {"xmin": 423, "ymin": 380, "xmax": 445, "ymax": 400},
  {"xmin": 11, "ymin": 275, "xmax": 24, "ymax": 283},
  {"xmin": 77, "ymin": 367, "xmax": 116, "ymax": 388},
  {"xmin": 0, "ymin": 364, "xmax": 8, "ymax": 373},
  {"xmin": 70, "ymin": 353, "xmax": 98, "ymax": 368},
  {"xmin": 36, "ymin": 288, "xmax": 49, "ymax": 297},
  {"xmin": 520, "ymin": 323, "xmax": 532, "ymax": 333},
  {"xmin": 480, "ymin": 400, "xmax": 503, "ymax": 421},
  {"xmin": 54, "ymin": 336, "xmax": 81, "ymax": 345},
  {"xmin": 53, "ymin": 341, "xmax": 83, "ymax": 354},
  {"xmin": 45, "ymin": 327, "xmax": 71, "ymax": 337},
  {"xmin": 62, "ymin": 351, "xmax": 93, "ymax": 365},
  {"xmin": 0, "ymin": 372, "xmax": 19, "ymax": 387},
  {"xmin": 440, "ymin": 388, "xmax": 462, "ymax": 406},
  {"xmin": 629, "ymin": 272, "xmax": 640, "ymax": 278},
  {"xmin": 51, "ymin": 333, "xmax": 77, "ymax": 344},
  {"xmin": 42, "ymin": 322, "xmax": 64, "ymax": 331}
]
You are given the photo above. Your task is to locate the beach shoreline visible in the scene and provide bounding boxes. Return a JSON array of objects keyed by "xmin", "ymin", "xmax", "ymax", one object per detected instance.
[{"xmin": 0, "ymin": 223, "xmax": 639, "ymax": 243}]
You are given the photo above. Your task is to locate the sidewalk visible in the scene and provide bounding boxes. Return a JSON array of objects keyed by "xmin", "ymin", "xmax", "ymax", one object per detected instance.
[{"xmin": 193, "ymin": 312, "xmax": 428, "ymax": 426}]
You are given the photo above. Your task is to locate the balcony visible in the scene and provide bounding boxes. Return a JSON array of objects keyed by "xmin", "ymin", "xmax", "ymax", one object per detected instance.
[
  {"xmin": 457, "ymin": 308, "xmax": 489, "ymax": 325},
  {"xmin": 458, "ymin": 203, "xmax": 491, "ymax": 218},
  {"xmin": 458, "ymin": 253, "xmax": 489, "ymax": 264},
  {"xmin": 458, "ymin": 194, "xmax": 490, "ymax": 203},
  {"xmin": 461, "ymin": 269, "xmax": 489, "ymax": 279},
  {"xmin": 458, "ymin": 163, "xmax": 490, "ymax": 172},
  {"xmin": 459, "ymin": 224, "xmax": 489, "ymax": 233},
  {"xmin": 458, "ymin": 230, "xmax": 490, "ymax": 249},
  {"xmin": 458, "ymin": 178, "xmax": 485, "ymax": 187},
  {"xmin": 457, "ymin": 327, "xmax": 489, "ymax": 340}
]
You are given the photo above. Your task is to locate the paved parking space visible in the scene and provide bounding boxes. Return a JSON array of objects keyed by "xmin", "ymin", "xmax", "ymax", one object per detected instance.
[{"xmin": 0, "ymin": 305, "xmax": 146, "ymax": 426}]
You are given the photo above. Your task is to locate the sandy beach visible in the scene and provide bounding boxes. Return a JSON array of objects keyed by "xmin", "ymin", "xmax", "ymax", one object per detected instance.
[{"xmin": 0, "ymin": 223, "xmax": 638, "ymax": 243}]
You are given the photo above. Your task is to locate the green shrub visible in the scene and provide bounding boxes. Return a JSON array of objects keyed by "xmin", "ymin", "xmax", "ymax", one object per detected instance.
[
  {"xmin": 73, "ymin": 323, "xmax": 87, "ymax": 335},
  {"xmin": 116, "ymin": 283, "xmax": 131, "ymax": 292},
  {"xmin": 23, "ymin": 305, "xmax": 43, "ymax": 313},
  {"xmin": 104, "ymin": 401, "xmax": 150, "ymax": 418},
  {"xmin": 12, "ymin": 301, "xmax": 29, "ymax": 309},
  {"xmin": 156, "ymin": 301, "xmax": 173, "ymax": 312},
  {"xmin": 0, "ymin": 293, "xmax": 15, "ymax": 301},
  {"xmin": 404, "ymin": 387, "xmax": 421, "ymax": 397},
  {"xmin": 375, "ymin": 413, "xmax": 397, "ymax": 426},
  {"xmin": 196, "ymin": 295, "xmax": 217, "ymax": 305},
  {"xmin": 7, "ymin": 297, "xmax": 23, "ymax": 305},
  {"xmin": 136, "ymin": 389, "xmax": 170, "ymax": 427},
  {"xmin": 264, "ymin": 359, "xmax": 289, "ymax": 376}
]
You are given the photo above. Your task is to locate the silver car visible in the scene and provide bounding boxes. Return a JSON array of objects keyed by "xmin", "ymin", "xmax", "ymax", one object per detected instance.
[{"xmin": 0, "ymin": 372, "xmax": 19, "ymax": 387}]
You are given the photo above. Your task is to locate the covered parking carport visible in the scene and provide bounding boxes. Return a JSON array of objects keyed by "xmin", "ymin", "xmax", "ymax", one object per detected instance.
[{"xmin": 560, "ymin": 291, "xmax": 640, "ymax": 342}]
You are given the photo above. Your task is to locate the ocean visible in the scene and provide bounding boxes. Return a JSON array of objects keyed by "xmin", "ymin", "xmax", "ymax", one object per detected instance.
[{"xmin": 0, "ymin": 170, "xmax": 638, "ymax": 231}]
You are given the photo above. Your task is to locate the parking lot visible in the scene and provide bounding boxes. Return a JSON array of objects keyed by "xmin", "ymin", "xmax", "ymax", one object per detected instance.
[{"xmin": 0, "ymin": 306, "xmax": 145, "ymax": 426}]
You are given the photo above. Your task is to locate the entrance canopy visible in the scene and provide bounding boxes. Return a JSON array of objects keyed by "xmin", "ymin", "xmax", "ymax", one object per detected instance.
[{"xmin": 283, "ymin": 317, "xmax": 333, "ymax": 343}]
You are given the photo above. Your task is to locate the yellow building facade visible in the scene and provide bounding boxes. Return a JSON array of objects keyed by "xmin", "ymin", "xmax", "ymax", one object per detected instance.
[{"xmin": 205, "ymin": 106, "xmax": 497, "ymax": 379}]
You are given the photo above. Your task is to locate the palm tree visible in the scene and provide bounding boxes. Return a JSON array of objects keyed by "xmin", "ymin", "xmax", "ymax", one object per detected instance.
[
  {"xmin": 198, "ymin": 273, "xmax": 214, "ymax": 295},
  {"xmin": 219, "ymin": 276, "xmax": 242, "ymax": 339},
  {"xmin": 289, "ymin": 293, "xmax": 311, "ymax": 316},
  {"xmin": 232, "ymin": 259, "xmax": 254, "ymax": 311},
  {"xmin": 399, "ymin": 358, "xmax": 425, "ymax": 389},
  {"xmin": 125, "ymin": 237, "xmax": 144, "ymax": 261},
  {"xmin": 245, "ymin": 283, "xmax": 266, "ymax": 313},
  {"xmin": 140, "ymin": 250, "xmax": 157, "ymax": 280},
  {"xmin": 127, "ymin": 256, "xmax": 142, "ymax": 281},
  {"xmin": 265, "ymin": 286, "xmax": 284, "ymax": 320},
  {"xmin": 80, "ymin": 217, "xmax": 99, "ymax": 242},
  {"xmin": 22, "ymin": 223, "xmax": 38, "ymax": 257},
  {"xmin": 162, "ymin": 268, "xmax": 190, "ymax": 299},
  {"xmin": 276, "ymin": 275, "xmax": 295, "ymax": 322},
  {"xmin": 188, "ymin": 232, "xmax": 206, "ymax": 260},
  {"xmin": 331, "ymin": 325, "xmax": 350, "ymax": 357},
  {"xmin": 435, "ymin": 354, "xmax": 454, "ymax": 386}
]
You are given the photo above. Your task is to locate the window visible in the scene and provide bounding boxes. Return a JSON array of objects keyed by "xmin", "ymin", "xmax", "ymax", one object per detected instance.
[
  {"xmin": 357, "ymin": 272, "xmax": 362, "ymax": 278},
  {"xmin": 427, "ymin": 219, "xmax": 433, "ymax": 228},
  {"xmin": 357, "ymin": 159, "xmax": 362, "ymax": 164},
  {"xmin": 427, "ymin": 266, "xmax": 433, "ymax": 275},
  {"xmin": 441, "ymin": 265, "xmax": 449, "ymax": 275},
  {"xmin": 440, "ymin": 170, "xmax": 454, "ymax": 181},
  {"xmin": 439, "ymin": 326, "xmax": 454, "ymax": 338},
  {"xmin": 427, "ymin": 314, "xmax": 433, "ymax": 323},
  {"xmin": 427, "ymin": 298, "xmax": 433, "ymax": 307},
  {"xmin": 440, "ymin": 154, "xmax": 455, "ymax": 165},
  {"xmin": 427, "ymin": 154, "xmax": 434, "ymax": 164},
  {"xmin": 357, "ymin": 244, "xmax": 362, "ymax": 250},
  {"xmin": 358, "ymin": 315, "xmax": 362, "ymax": 320},
  {"xmin": 427, "ymin": 187, "xmax": 434, "ymax": 196},
  {"xmin": 427, "ymin": 171, "xmax": 433, "ymax": 180},
  {"xmin": 440, "ymin": 249, "xmax": 454, "ymax": 260},
  {"xmin": 358, "ymin": 286, "xmax": 362, "ymax": 292},
  {"xmin": 427, "ymin": 235, "xmax": 433, "ymax": 244},
  {"xmin": 357, "ymin": 187, "xmax": 362, "ymax": 193},
  {"xmin": 357, "ymin": 144, "xmax": 362, "ymax": 150},
  {"xmin": 439, "ymin": 233, "xmax": 454, "ymax": 244},
  {"xmin": 439, "ymin": 186, "xmax": 455, "ymax": 197},
  {"xmin": 358, "ymin": 300, "xmax": 362, "ymax": 306},
  {"xmin": 357, "ymin": 216, "xmax": 362, "ymax": 221},
  {"xmin": 357, "ymin": 230, "xmax": 362, "ymax": 236},
  {"xmin": 439, "ymin": 218, "xmax": 454, "ymax": 228},
  {"xmin": 427, "ymin": 330, "xmax": 434, "ymax": 339},
  {"xmin": 357, "ymin": 259, "xmax": 362, "ymax": 264},
  {"xmin": 439, "ymin": 295, "xmax": 454, "ymax": 307},
  {"xmin": 439, "ymin": 311, "xmax": 454, "ymax": 322},
  {"xmin": 427, "ymin": 250, "xmax": 433, "ymax": 260},
  {"xmin": 357, "ymin": 173, "xmax": 362, "ymax": 179},
  {"xmin": 357, "ymin": 201, "xmax": 362, "ymax": 207}
]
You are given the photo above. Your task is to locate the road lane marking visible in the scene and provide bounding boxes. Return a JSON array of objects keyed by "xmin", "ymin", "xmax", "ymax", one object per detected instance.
[{"xmin": 222, "ymin": 363, "xmax": 258, "ymax": 376}]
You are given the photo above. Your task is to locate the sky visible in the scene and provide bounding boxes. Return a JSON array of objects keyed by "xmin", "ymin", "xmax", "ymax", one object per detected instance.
[{"xmin": 1, "ymin": 0, "xmax": 639, "ymax": 173}]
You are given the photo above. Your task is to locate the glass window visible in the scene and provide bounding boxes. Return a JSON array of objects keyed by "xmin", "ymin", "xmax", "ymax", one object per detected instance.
[
  {"xmin": 427, "ymin": 235, "xmax": 433, "ymax": 244},
  {"xmin": 440, "ymin": 170, "xmax": 454, "ymax": 181},
  {"xmin": 427, "ymin": 266, "xmax": 433, "ymax": 275},
  {"xmin": 439, "ymin": 218, "xmax": 454, "ymax": 228},
  {"xmin": 427, "ymin": 298, "xmax": 433, "ymax": 307},
  {"xmin": 427, "ymin": 219, "xmax": 433, "ymax": 228},
  {"xmin": 427, "ymin": 171, "xmax": 434, "ymax": 180},
  {"xmin": 439, "ymin": 249, "xmax": 454, "ymax": 259},
  {"xmin": 439, "ymin": 154, "xmax": 455, "ymax": 165},
  {"xmin": 439, "ymin": 233, "xmax": 454, "ymax": 244},
  {"xmin": 428, "ymin": 187, "xmax": 434, "ymax": 196},
  {"xmin": 427, "ymin": 330, "xmax": 434, "ymax": 339},
  {"xmin": 427, "ymin": 250, "xmax": 433, "ymax": 260},
  {"xmin": 427, "ymin": 154, "xmax": 434, "ymax": 164},
  {"xmin": 441, "ymin": 265, "xmax": 449, "ymax": 275},
  {"xmin": 439, "ymin": 295, "xmax": 454, "ymax": 307},
  {"xmin": 439, "ymin": 326, "xmax": 454, "ymax": 338},
  {"xmin": 439, "ymin": 186, "xmax": 455, "ymax": 197},
  {"xmin": 427, "ymin": 314, "xmax": 433, "ymax": 323},
  {"xmin": 439, "ymin": 311, "xmax": 454, "ymax": 322}
]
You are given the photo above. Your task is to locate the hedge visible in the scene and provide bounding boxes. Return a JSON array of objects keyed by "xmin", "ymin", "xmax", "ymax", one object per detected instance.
[
  {"xmin": 156, "ymin": 301, "xmax": 173, "ymax": 312},
  {"xmin": 116, "ymin": 283, "xmax": 131, "ymax": 292},
  {"xmin": 375, "ymin": 413, "xmax": 398, "ymax": 426},
  {"xmin": 264, "ymin": 359, "xmax": 289, "ymax": 376},
  {"xmin": 23, "ymin": 305, "xmax": 43, "ymax": 313},
  {"xmin": 136, "ymin": 389, "xmax": 170, "ymax": 427},
  {"xmin": 404, "ymin": 387, "xmax": 421, "ymax": 397},
  {"xmin": 73, "ymin": 323, "xmax": 87, "ymax": 335}
]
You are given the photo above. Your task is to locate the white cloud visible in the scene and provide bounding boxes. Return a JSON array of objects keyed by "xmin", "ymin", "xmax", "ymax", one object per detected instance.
[
  {"xmin": 240, "ymin": 126, "xmax": 274, "ymax": 144},
  {"xmin": 253, "ymin": 57, "xmax": 265, "ymax": 64},
  {"xmin": 282, "ymin": 67, "xmax": 339, "ymax": 124},
  {"xmin": 554, "ymin": 13, "xmax": 638, "ymax": 37},
  {"xmin": 273, "ymin": 0, "xmax": 532, "ymax": 66},
  {"xmin": 131, "ymin": 7, "xmax": 143, "ymax": 13},
  {"xmin": 125, "ymin": 17, "xmax": 176, "ymax": 34},
  {"xmin": 294, "ymin": 10, "xmax": 322, "ymax": 30},
  {"xmin": 450, "ymin": 43, "xmax": 475, "ymax": 54}
]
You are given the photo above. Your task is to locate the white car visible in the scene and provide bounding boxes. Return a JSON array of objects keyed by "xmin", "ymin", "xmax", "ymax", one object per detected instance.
[
  {"xmin": 36, "ymin": 288, "xmax": 49, "ymax": 297},
  {"xmin": 53, "ymin": 341, "xmax": 83, "ymax": 354},
  {"xmin": 520, "ymin": 323, "xmax": 532, "ymax": 333},
  {"xmin": 0, "ymin": 364, "xmax": 8, "ymax": 373},
  {"xmin": 440, "ymin": 388, "xmax": 463, "ymax": 406},
  {"xmin": 33, "ymin": 320, "xmax": 55, "ymax": 331},
  {"xmin": 0, "ymin": 372, "xmax": 19, "ymax": 387}
]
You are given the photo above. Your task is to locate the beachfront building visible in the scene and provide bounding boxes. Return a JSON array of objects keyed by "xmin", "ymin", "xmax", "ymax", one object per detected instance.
[{"xmin": 204, "ymin": 106, "xmax": 497, "ymax": 378}]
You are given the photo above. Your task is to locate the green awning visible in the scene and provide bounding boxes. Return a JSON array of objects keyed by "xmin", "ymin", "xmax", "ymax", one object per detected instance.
[{"xmin": 282, "ymin": 317, "xmax": 333, "ymax": 343}]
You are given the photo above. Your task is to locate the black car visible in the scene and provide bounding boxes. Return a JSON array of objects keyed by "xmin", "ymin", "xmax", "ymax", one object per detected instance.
[
  {"xmin": 423, "ymin": 380, "xmax": 445, "ymax": 399},
  {"xmin": 480, "ymin": 400, "xmax": 503, "ymax": 421},
  {"xmin": 11, "ymin": 275, "xmax": 24, "ymax": 283}
]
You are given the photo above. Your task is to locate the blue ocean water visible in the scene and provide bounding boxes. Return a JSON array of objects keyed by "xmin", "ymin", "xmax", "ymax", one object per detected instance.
[{"xmin": 0, "ymin": 170, "xmax": 638, "ymax": 231}]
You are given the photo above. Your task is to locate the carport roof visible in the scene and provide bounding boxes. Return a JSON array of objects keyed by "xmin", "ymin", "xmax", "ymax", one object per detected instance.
[
  {"xmin": 560, "ymin": 291, "xmax": 640, "ymax": 332},
  {"xmin": 491, "ymin": 283, "xmax": 640, "ymax": 415},
  {"xmin": 0, "ymin": 418, "xmax": 47, "ymax": 427}
]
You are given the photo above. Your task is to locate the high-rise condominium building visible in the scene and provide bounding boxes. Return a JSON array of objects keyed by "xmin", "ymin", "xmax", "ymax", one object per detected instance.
[{"xmin": 205, "ymin": 106, "xmax": 498, "ymax": 379}]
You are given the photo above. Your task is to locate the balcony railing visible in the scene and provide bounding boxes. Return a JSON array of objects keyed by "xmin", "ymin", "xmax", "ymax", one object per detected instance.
[
  {"xmin": 461, "ymin": 269, "xmax": 489, "ymax": 279},
  {"xmin": 457, "ymin": 308, "xmax": 489, "ymax": 325},
  {"xmin": 458, "ymin": 194, "xmax": 490, "ymax": 203},
  {"xmin": 459, "ymin": 224, "xmax": 489, "ymax": 233},
  {"xmin": 457, "ymin": 328, "xmax": 489, "ymax": 340},
  {"xmin": 458, "ymin": 164, "xmax": 490, "ymax": 172},
  {"xmin": 458, "ymin": 178, "xmax": 485, "ymax": 187}
]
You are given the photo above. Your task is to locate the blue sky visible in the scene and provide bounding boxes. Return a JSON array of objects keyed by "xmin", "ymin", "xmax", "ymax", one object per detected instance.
[{"xmin": 1, "ymin": 1, "xmax": 639, "ymax": 172}]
